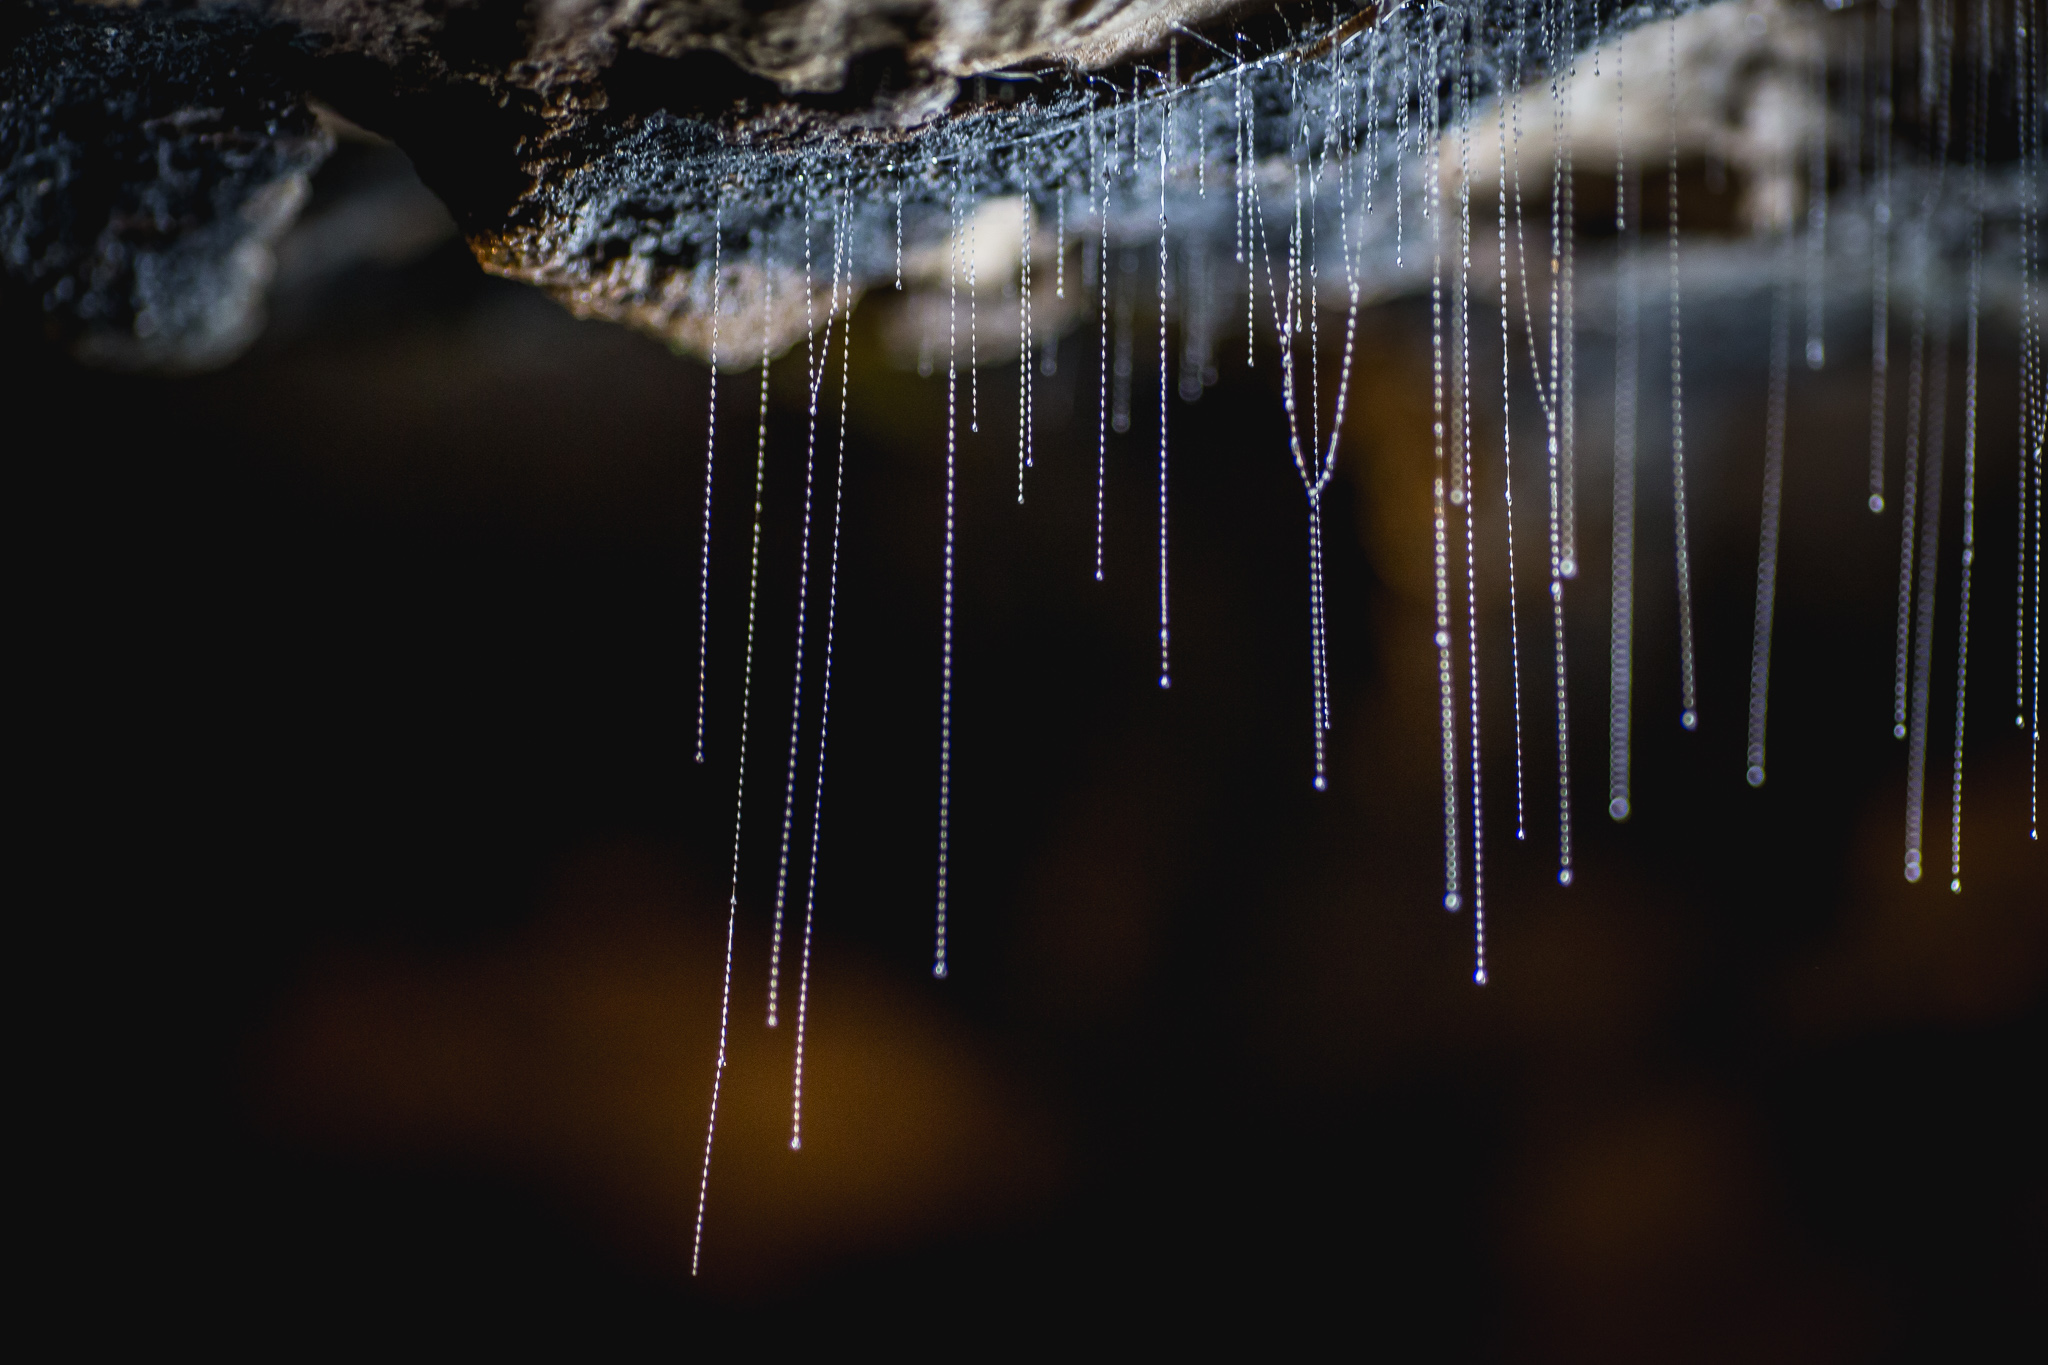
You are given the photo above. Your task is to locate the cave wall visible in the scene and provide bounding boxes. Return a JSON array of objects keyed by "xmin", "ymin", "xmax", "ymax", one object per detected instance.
[{"xmin": 3, "ymin": 0, "xmax": 1951, "ymax": 370}]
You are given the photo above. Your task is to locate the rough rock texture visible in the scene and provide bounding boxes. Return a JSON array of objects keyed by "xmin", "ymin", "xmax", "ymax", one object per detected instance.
[
  {"xmin": 1, "ymin": 5, "xmax": 331, "ymax": 368},
  {"xmin": 252, "ymin": 0, "xmax": 1319, "ymax": 366},
  {"xmin": 1452, "ymin": 0, "xmax": 1830, "ymax": 235},
  {"xmin": 8, "ymin": 0, "xmax": 1299, "ymax": 366},
  {"xmin": 616, "ymin": 0, "xmax": 1244, "ymax": 92},
  {"xmin": 6, "ymin": 0, "xmax": 1868, "ymax": 372}
]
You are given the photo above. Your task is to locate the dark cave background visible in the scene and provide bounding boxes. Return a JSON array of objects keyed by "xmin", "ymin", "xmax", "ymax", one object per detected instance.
[{"xmin": 17, "ymin": 134, "xmax": 2043, "ymax": 1354}]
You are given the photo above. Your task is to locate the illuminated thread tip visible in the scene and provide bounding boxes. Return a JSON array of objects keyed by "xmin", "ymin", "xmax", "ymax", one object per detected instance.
[
  {"xmin": 1313, "ymin": 776, "xmax": 1327, "ymax": 792},
  {"xmin": 1680, "ymin": 708, "xmax": 1698, "ymax": 731},
  {"xmin": 1159, "ymin": 674, "xmax": 1171, "ymax": 689},
  {"xmin": 1747, "ymin": 765, "xmax": 1765, "ymax": 788},
  {"xmin": 1904, "ymin": 852, "xmax": 1921, "ymax": 882},
  {"xmin": 932, "ymin": 963, "xmax": 948, "ymax": 980},
  {"xmin": 1894, "ymin": 723, "xmax": 1908, "ymax": 739},
  {"xmin": 1473, "ymin": 968, "xmax": 1487, "ymax": 986},
  {"xmin": 1609, "ymin": 797, "xmax": 1630, "ymax": 821},
  {"xmin": 1558, "ymin": 869, "xmax": 1573, "ymax": 887},
  {"xmin": 766, "ymin": 1015, "xmax": 778, "ymax": 1028},
  {"xmin": 1949, "ymin": 879, "xmax": 1961, "ymax": 894},
  {"xmin": 1561, "ymin": 557, "xmax": 1578, "ymax": 579},
  {"xmin": 1444, "ymin": 893, "xmax": 1461, "ymax": 912},
  {"xmin": 1869, "ymin": 495, "xmax": 1886, "ymax": 513},
  {"xmin": 1806, "ymin": 340, "xmax": 1825, "ymax": 369},
  {"xmin": 789, "ymin": 1137, "xmax": 801, "ymax": 1151}
]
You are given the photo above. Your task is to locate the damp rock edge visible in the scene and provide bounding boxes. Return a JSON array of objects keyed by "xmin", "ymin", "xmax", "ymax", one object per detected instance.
[{"xmin": 7, "ymin": 0, "xmax": 1749, "ymax": 370}]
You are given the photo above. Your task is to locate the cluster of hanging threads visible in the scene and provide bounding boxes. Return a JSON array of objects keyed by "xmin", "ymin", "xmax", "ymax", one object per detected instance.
[
  {"xmin": 769, "ymin": 174, "xmax": 840, "ymax": 1029},
  {"xmin": 1257, "ymin": 20, "xmax": 1363, "ymax": 796},
  {"xmin": 677, "ymin": 2, "xmax": 2048, "ymax": 1278}
]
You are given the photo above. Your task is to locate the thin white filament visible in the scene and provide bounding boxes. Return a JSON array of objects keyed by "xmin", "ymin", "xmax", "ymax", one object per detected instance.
[
  {"xmin": 1747, "ymin": 223, "xmax": 1796, "ymax": 790},
  {"xmin": 1950, "ymin": 4, "xmax": 1989, "ymax": 892},
  {"xmin": 1669, "ymin": 15, "xmax": 1699, "ymax": 732},
  {"xmin": 1869, "ymin": 0, "xmax": 1894, "ymax": 514},
  {"xmin": 1159, "ymin": 83, "xmax": 1172, "ymax": 690},
  {"xmin": 970, "ymin": 189, "xmax": 980, "ymax": 434},
  {"xmin": 770, "ymin": 177, "xmax": 843, "ymax": 1026},
  {"xmin": 1906, "ymin": 325, "xmax": 1951, "ymax": 883},
  {"xmin": 1610, "ymin": 49, "xmax": 1637, "ymax": 822},
  {"xmin": 1897, "ymin": 2, "xmax": 1954, "ymax": 741},
  {"xmin": 1457, "ymin": 46, "xmax": 1488, "ymax": 979},
  {"xmin": 1095, "ymin": 92, "xmax": 1110, "ymax": 582},
  {"xmin": 2026, "ymin": 0, "xmax": 2044, "ymax": 840},
  {"xmin": 1805, "ymin": 26, "xmax": 1828, "ymax": 371},
  {"xmin": 1056, "ymin": 183, "xmax": 1067, "ymax": 298},
  {"xmin": 791, "ymin": 206, "xmax": 853, "ymax": 1151},
  {"xmin": 697, "ymin": 194, "xmax": 722, "ymax": 764},
  {"xmin": 1545, "ymin": 1, "xmax": 1574, "ymax": 888},
  {"xmin": 936, "ymin": 183, "xmax": 959, "ymax": 978},
  {"xmin": 692, "ymin": 253, "xmax": 776, "ymax": 1279},
  {"xmin": 1259, "ymin": 57, "xmax": 1362, "ymax": 792},
  {"xmin": 2016, "ymin": 0, "xmax": 2042, "ymax": 842},
  {"xmin": 1895, "ymin": 302, "xmax": 1930, "ymax": 738},
  {"xmin": 1501, "ymin": 7, "xmax": 1530, "ymax": 839},
  {"xmin": 1429, "ymin": 12, "xmax": 1462, "ymax": 914},
  {"xmin": 1020, "ymin": 193, "xmax": 1033, "ymax": 504},
  {"xmin": 1558, "ymin": 0, "xmax": 1579, "ymax": 581}
]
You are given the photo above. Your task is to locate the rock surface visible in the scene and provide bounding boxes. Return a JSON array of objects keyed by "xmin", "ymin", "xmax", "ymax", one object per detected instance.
[
  {"xmin": 4, "ymin": 0, "xmax": 1800, "ymax": 370},
  {"xmin": 1, "ymin": 5, "xmax": 331, "ymax": 368},
  {"xmin": 8, "ymin": 0, "xmax": 1269, "ymax": 366}
]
